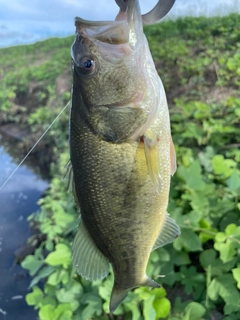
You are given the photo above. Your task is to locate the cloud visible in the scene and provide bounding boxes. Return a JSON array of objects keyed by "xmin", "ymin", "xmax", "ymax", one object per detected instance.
[{"xmin": 0, "ymin": 0, "xmax": 239, "ymax": 47}]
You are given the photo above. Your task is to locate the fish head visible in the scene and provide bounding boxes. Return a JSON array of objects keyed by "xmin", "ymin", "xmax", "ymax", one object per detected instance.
[{"xmin": 71, "ymin": 0, "xmax": 147, "ymax": 108}]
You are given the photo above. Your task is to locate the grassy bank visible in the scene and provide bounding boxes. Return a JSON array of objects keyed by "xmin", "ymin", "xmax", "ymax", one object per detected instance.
[{"xmin": 1, "ymin": 14, "xmax": 240, "ymax": 320}]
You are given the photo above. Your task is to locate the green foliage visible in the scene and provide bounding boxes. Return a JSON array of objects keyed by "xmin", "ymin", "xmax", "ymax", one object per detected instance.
[{"xmin": 2, "ymin": 13, "xmax": 240, "ymax": 320}]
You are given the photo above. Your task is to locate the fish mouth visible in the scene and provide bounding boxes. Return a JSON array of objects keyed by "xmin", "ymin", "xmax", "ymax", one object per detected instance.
[
  {"xmin": 74, "ymin": 1, "xmax": 143, "ymax": 48},
  {"xmin": 74, "ymin": 0, "xmax": 176, "ymax": 46}
]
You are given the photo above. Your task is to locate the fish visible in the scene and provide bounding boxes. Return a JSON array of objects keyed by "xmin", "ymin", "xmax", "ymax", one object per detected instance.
[{"xmin": 69, "ymin": 0, "xmax": 180, "ymax": 313}]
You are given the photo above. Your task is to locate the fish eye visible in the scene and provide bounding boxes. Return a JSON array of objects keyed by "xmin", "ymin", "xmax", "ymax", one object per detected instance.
[
  {"xmin": 84, "ymin": 59, "xmax": 93, "ymax": 69},
  {"xmin": 79, "ymin": 57, "xmax": 96, "ymax": 75}
]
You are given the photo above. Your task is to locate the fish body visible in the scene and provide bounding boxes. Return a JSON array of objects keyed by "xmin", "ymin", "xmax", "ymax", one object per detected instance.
[{"xmin": 70, "ymin": 0, "xmax": 179, "ymax": 312}]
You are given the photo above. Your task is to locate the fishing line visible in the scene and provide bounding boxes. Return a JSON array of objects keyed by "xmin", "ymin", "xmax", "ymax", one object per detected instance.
[{"xmin": 0, "ymin": 100, "xmax": 71, "ymax": 191}]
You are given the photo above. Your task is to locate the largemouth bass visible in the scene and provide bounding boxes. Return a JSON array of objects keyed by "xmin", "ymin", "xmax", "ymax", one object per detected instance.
[{"xmin": 69, "ymin": 0, "xmax": 180, "ymax": 312}]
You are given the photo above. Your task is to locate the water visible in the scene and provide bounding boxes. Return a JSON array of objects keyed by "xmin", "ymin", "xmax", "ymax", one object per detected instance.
[{"xmin": 0, "ymin": 137, "xmax": 48, "ymax": 320}]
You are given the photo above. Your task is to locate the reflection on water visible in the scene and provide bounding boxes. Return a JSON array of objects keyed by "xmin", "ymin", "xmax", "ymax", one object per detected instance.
[{"xmin": 0, "ymin": 139, "xmax": 48, "ymax": 320}]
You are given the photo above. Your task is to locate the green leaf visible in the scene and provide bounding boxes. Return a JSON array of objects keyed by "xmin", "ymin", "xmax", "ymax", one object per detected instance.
[
  {"xmin": 177, "ymin": 160, "xmax": 206, "ymax": 190},
  {"xmin": 212, "ymin": 155, "xmax": 236, "ymax": 178},
  {"xmin": 208, "ymin": 274, "xmax": 240, "ymax": 314},
  {"xmin": 143, "ymin": 295, "xmax": 156, "ymax": 320},
  {"xmin": 174, "ymin": 228, "xmax": 202, "ymax": 252},
  {"xmin": 184, "ymin": 302, "xmax": 206, "ymax": 319},
  {"xmin": 26, "ymin": 286, "xmax": 44, "ymax": 307},
  {"xmin": 153, "ymin": 297, "xmax": 171, "ymax": 318},
  {"xmin": 47, "ymin": 270, "xmax": 60, "ymax": 286},
  {"xmin": 214, "ymin": 242, "xmax": 236, "ymax": 263},
  {"xmin": 179, "ymin": 266, "xmax": 205, "ymax": 298},
  {"xmin": 125, "ymin": 301, "xmax": 141, "ymax": 320},
  {"xmin": 54, "ymin": 304, "xmax": 72, "ymax": 319},
  {"xmin": 215, "ymin": 232, "xmax": 226, "ymax": 242},
  {"xmin": 45, "ymin": 243, "xmax": 71, "ymax": 268},
  {"xmin": 29, "ymin": 266, "xmax": 55, "ymax": 288},
  {"xmin": 227, "ymin": 170, "xmax": 240, "ymax": 192},
  {"xmin": 232, "ymin": 268, "xmax": 240, "ymax": 289},
  {"xmin": 39, "ymin": 304, "xmax": 55, "ymax": 320},
  {"xmin": 21, "ymin": 255, "xmax": 44, "ymax": 276},
  {"xmin": 57, "ymin": 311, "xmax": 73, "ymax": 320},
  {"xmin": 56, "ymin": 281, "xmax": 82, "ymax": 310}
]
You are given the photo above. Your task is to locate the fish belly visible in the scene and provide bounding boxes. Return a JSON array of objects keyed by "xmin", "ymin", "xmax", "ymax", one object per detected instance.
[{"xmin": 70, "ymin": 117, "xmax": 170, "ymax": 288}]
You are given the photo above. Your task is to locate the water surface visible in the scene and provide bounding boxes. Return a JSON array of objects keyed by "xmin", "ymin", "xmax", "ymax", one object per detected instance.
[{"xmin": 0, "ymin": 137, "xmax": 48, "ymax": 320}]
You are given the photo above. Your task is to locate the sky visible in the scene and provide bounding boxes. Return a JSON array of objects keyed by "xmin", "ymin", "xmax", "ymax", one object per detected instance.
[{"xmin": 0, "ymin": 0, "xmax": 240, "ymax": 47}]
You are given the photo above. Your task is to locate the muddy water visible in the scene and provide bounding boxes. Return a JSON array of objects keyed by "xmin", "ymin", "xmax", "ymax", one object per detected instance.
[{"xmin": 0, "ymin": 136, "xmax": 48, "ymax": 320}]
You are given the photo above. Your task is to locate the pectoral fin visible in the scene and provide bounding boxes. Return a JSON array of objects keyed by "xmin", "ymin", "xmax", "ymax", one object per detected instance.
[
  {"xmin": 64, "ymin": 160, "xmax": 79, "ymax": 210},
  {"xmin": 152, "ymin": 212, "xmax": 180, "ymax": 251},
  {"xmin": 72, "ymin": 220, "xmax": 110, "ymax": 281},
  {"xmin": 170, "ymin": 136, "xmax": 177, "ymax": 176},
  {"xmin": 143, "ymin": 136, "xmax": 161, "ymax": 193}
]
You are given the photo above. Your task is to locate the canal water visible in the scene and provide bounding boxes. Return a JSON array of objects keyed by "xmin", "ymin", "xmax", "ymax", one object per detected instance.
[{"xmin": 0, "ymin": 134, "xmax": 48, "ymax": 320}]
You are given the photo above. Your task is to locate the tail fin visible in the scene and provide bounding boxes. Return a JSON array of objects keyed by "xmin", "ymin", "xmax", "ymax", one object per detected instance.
[
  {"xmin": 110, "ymin": 285, "xmax": 128, "ymax": 313},
  {"xmin": 109, "ymin": 277, "xmax": 160, "ymax": 312}
]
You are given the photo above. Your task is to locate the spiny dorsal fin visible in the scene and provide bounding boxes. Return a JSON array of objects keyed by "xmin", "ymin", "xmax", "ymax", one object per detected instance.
[
  {"xmin": 152, "ymin": 212, "xmax": 180, "ymax": 251},
  {"xmin": 72, "ymin": 220, "xmax": 110, "ymax": 281}
]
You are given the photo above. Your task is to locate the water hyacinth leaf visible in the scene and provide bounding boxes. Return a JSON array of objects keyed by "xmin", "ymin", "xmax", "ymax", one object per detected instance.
[
  {"xmin": 45, "ymin": 243, "xmax": 71, "ymax": 268},
  {"xmin": 26, "ymin": 286, "xmax": 44, "ymax": 307}
]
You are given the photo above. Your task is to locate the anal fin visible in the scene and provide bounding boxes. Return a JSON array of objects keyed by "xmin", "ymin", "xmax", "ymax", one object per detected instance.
[
  {"xmin": 72, "ymin": 220, "xmax": 110, "ymax": 281},
  {"xmin": 152, "ymin": 212, "xmax": 180, "ymax": 251}
]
